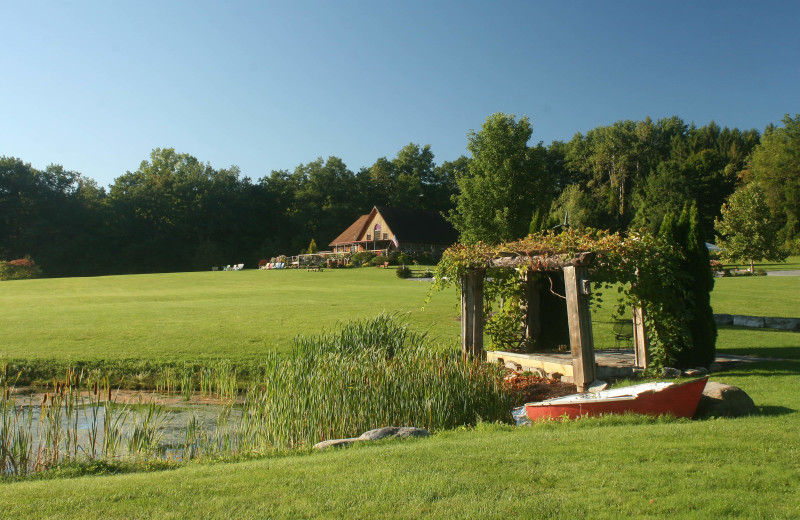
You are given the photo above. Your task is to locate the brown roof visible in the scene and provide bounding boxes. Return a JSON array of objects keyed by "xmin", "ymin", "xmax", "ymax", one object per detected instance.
[
  {"xmin": 329, "ymin": 214, "xmax": 370, "ymax": 246},
  {"xmin": 329, "ymin": 206, "xmax": 459, "ymax": 247},
  {"xmin": 374, "ymin": 206, "xmax": 458, "ymax": 244}
]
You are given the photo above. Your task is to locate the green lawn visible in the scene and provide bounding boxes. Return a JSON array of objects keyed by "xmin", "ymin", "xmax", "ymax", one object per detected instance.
[
  {"xmin": 1, "ymin": 358, "xmax": 797, "ymax": 518},
  {"xmin": 2, "ymin": 268, "xmax": 796, "ymax": 364},
  {"xmin": 1, "ymin": 269, "xmax": 799, "ymax": 517},
  {"xmin": 0, "ymin": 269, "xmax": 459, "ymax": 362}
]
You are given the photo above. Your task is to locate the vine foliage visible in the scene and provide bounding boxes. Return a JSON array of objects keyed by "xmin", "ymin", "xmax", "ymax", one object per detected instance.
[{"xmin": 431, "ymin": 229, "xmax": 696, "ymax": 369}]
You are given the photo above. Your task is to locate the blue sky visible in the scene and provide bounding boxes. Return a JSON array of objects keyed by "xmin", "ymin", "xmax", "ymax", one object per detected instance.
[{"xmin": 2, "ymin": 1, "xmax": 798, "ymax": 188}]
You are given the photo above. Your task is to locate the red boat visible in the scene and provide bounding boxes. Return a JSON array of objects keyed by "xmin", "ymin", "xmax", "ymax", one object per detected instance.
[{"xmin": 525, "ymin": 377, "xmax": 708, "ymax": 421}]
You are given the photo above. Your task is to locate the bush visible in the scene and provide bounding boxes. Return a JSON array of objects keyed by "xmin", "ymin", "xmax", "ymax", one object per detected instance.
[
  {"xmin": 350, "ymin": 252, "xmax": 376, "ymax": 267},
  {"xmin": 396, "ymin": 265, "xmax": 412, "ymax": 278},
  {"xmin": 397, "ymin": 253, "xmax": 414, "ymax": 265},
  {"xmin": 0, "ymin": 257, "xmax": 42, "ymax": 281}
]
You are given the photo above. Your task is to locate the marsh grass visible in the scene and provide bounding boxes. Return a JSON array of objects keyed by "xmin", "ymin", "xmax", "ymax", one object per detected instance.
[{"xmin": 0, "ymin": 315, "xmax": 512, "ymax": 477}]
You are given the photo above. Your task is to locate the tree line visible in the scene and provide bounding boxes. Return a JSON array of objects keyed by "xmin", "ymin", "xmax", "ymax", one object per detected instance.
[{"xmin": 2, "ymin": 113, "xmax": 797, "ymax": 277}]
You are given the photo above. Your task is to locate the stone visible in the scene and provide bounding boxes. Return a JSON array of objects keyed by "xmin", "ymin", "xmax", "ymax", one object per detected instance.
[
  {"xmin": 313, "ymin": 438, "xmax": 360, "ymax": 450},
  {"xmin": 358, "ymin": 427, "xmax": 429, "ymax": 441},
  {"xmin": 560, "ymin": 375, "xmax": 574, "ymax": 384},
  {"xmin": 683, "ymin": 367, "xmax": 709, "ymax": 377},
  {"xmin": 763, "ymin": 317, "xmax": 800, "ymax": 331},
  {"xmin": 708, "ymin": 362, "xmax": 723, "ymax": 373},
  {"xmin": 713, "ymin": 314, "xmax": 734, "ymax": 325},
  {"xmin": 588, "ymin": 380, "xmax": 608, "ymax": 393},
  {"xmin": 732, "ymin": 315, "xmax": 765, "ymax": 328},
  {"xmin": 661, "ymin": 367, "xmax": 682, "ymax": 378},
  {"xmin": 695, "ymin": 382, "xmax": 755, "ymax": 417}
]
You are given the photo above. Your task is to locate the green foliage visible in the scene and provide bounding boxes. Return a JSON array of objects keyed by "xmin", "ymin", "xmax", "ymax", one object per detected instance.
[
  {"xmin": 395, "ymin": 265, "xmax": 411, "ymax": 278},
  {"xmin": 306, "ymin": 238, "xmax": 318, "ymax": 254},
  {"xmin": 0, "ymin": 256, "xmax": 42, "ymax": 281},
  {"xmin": 746, "ymin": 114, "xmax": 800, "ymax": 249},
  {"xmin": 448, "ymin": 113, "xmax": 551, "ymax": 244},
  {"xmin": 659, "ymin": 204, "xmax": 717, "ymax": 367},
  {"xmin": 432, "ymin": 229, "xmax": 694, "ymax": 368},
  {"xmin": 350, "ymin": 251, "xmax": 376, "ymax": 266},
  {"xmin": 715, "ymin": 182, "xmax": 788, "ymax": 272}
]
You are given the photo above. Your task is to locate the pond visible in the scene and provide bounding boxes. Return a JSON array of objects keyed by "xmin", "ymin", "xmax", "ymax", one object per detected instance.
[{"xmin": 0, "ymin": 390, "xmax": 246, "ymax": 475}]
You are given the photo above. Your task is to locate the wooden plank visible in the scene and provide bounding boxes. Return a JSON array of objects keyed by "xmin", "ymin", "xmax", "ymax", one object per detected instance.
[
  {"xmin": 522, "ymin": 270, "xmax": 541, "ymax": 350},
  {"xmin": 564, "ymin": 266, "xmax": 596, "ymax": 391},
  {"xmin": 490, "ymin": 251, "xmax": 595, "ymax": 270},
  {"xmin": 460, "ymin": 269, "xmax": 485, "ymax": 358},
  {"xmin": 461, "ymin": 273, "xmax": 473, "ymax": 356},
  {"xmin": 632, "ymin": 305, "xmax": 650, "ymax": 369},
  {"xmin": 471, "ymin": 271, "xmax": 484, "ymax": 357}
]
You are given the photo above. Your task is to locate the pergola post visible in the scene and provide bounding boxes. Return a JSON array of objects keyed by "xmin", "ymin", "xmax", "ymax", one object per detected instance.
[
  {"xmin": 521, "ymin": 270, "xmax": 541, "ymax": 350},
  {"xmin": 563, "ymin": 266, "xmax": 596, "ymax": 392},
  {"xmin": 632, "ymin": 305, "xmax": 650, "ymax": 369},
  {"xmin": 460, "ymin": 269, "xmax": 485, "ymax": 358}
]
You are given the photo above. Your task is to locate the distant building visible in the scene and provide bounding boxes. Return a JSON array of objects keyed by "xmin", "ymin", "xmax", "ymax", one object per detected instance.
[{"xmin": 329, "ymin": 206, "xmax": 458, "ymax": 255}]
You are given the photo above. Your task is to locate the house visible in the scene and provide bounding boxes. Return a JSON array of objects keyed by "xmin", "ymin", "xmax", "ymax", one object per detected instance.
[{"xmin": 329, "ymin": 206, "xmax": 459, "ymax": 255}]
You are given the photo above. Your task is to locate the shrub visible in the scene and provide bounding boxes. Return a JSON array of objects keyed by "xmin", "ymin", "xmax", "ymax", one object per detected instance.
[
  {"xmin": 397, "ymin": 252, "xmax": 414, "ymax": 265},
  {"xmin": 396, "ymin": 265, "xmax": 411, "ymax": 278},
  {"xmin": 0, "ymin": 257, "xmax": 42, "ymax": 281},
  {"xmin": 351, "ymin": 251, "xmax": 376, "ymax": 267}
]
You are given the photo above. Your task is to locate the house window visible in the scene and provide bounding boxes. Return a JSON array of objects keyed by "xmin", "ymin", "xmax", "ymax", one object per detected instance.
[
  {"xmin": 366, "ymin": 234, "xmax": 372, "ymax": 241},
  {"xmin": 383, "ymin": 233, "xmax": 388, "ymax": 240}
]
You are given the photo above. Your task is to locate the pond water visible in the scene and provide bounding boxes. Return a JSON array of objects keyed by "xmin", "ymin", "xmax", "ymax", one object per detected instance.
[{"xmin": 1, "ymin": 393, "xmax": 243, "ymax": 473}]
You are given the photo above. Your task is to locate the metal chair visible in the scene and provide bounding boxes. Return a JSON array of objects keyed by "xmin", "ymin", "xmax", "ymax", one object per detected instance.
[{"xmin": 612, "ymin": 320, "xmax": 633, "ymax": 349}]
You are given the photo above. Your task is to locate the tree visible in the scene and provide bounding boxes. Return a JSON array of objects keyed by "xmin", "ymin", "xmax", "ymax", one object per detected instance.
[
  {"xmin": 714, "ymin": 183, "xmax": 787, "ymax": 272},
  {"xmin": 745, "ymin": 114, "xmax": 800, "ymax": 252},
  {"xmin": 448, "ymin": 113, "xmax": 548, "ymax": 243},
  {"xmin": 307, "ymin": 238, "xmax": 318, "ymax": 254}
]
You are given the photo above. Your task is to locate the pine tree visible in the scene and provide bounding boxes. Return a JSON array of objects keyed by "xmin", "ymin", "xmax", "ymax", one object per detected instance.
[{"xmin": 675, "ymin": 204, "xmax": 717, "ymax": 368}]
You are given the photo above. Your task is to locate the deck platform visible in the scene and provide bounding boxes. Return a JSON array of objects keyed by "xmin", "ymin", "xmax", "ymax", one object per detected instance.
[{"xmin": 487, "ymin": 349, "xmax": 640, "ymax": 382}]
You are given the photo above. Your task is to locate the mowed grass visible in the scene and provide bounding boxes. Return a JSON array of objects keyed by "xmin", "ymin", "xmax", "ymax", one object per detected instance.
[
  {"xmin": 1, "ymin": 267, "xmax": 797, "ymax": 363},
  {"xmin": 0, "ymin": 269, "xmax": 459, "ymax": 362},
  {"xmin": 1, "ymin": 358, "xmax": 798, "ymax": 519},
  {"xmin": 0, "ymin": 269, "xmax": 799, "ymax": 517}
]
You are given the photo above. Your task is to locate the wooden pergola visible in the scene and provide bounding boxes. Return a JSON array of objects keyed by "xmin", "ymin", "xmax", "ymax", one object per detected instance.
[{"xmin": 460, "ymin": 251, "xmax": 650, "ymax": 392}]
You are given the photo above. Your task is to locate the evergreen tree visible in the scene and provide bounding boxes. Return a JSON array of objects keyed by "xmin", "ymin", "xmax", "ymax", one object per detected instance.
[{"xmin": 675, "ymin": 204, "xmax": 717, "ymax": 368}]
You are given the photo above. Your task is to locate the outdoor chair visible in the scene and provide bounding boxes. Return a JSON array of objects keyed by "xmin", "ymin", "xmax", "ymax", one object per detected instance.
[{"xmin": 612, "ymin": 320, "xmax": 633, "ymax": 349}]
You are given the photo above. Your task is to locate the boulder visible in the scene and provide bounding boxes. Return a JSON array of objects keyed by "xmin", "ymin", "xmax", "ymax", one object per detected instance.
[
  {"xmin": 708, "ymin": 362, "xmax": 723, "ymax": 373},
  {"xmin": 313, "ymin": 438, "xmax": 360, "ymax": 450},
  {"xmin": 695, "ymin": 382, "xmax": 755, "ymax": 417},
  {"xmin": 661, "ymin": 367, "xmax": 682, "ymax": 378},
  {"xmin": 358, "ymin": 427, "xmax": 429, "ymax": 441},
  {"xmin": 683, "ymin": 367, "xmax": 709, "ymax": 377}
]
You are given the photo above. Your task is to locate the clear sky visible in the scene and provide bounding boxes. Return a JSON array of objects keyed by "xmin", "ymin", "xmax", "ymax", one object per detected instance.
[{"xmin": 2, "ymin": 1, "xmax": 798, "ymax": 188}]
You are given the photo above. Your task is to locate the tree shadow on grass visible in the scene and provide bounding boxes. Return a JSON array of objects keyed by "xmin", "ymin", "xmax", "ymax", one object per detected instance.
[
  {"xmin": 716, "ymin": 325, "xmax": 800, "ymax": 360},
  {"xmin": 753, "ymin": 405, "xmax": 796, "ymax": 417},
  {"xmin": 716, "ymin": 360, "xmax": 800, "ymax": 378}
]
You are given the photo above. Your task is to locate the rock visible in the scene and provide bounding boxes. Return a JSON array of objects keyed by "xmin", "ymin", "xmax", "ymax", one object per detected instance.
[
  {"xmin": 713, "ymin": 314, "xmax": 733, "ymax": 325},
  {"xmin": 764, "ymin": 317, "xmax": 800, "ymax": 331},
  {"xmin": 313, "ymin": 438, "xmax": 360, "ymax": 450},
  {"xmin": 732, "ymin": 315, "xmax": 765, "ymax": 328},
  {"xmin": 588, "ymin": 380, "xmax": 608, "ymax": 393},
  {"xmin": 661, "ymin": 367, "xmax": 682, "ymax": 378},
  {"xmin": 683, "ymin": 367, "xmax": 709, "ymax": 377},
  {"xmin": 695, "ymin": 382, "xmax": 755, "ymax": 417},
  {"xmin": 560, "ymin": 375, "xmax": 574, "ymax": 384},
  {"xmin": 708, "ymin": 362, "xmax": 723, "ymax": 373},
  {"xmin": 358, "ymin": 426, "xmax": 429, "ymax": 441}
]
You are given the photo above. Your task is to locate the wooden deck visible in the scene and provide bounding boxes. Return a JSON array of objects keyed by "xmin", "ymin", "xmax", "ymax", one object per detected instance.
[{"xmin": 487, "ymin": 349, "xmax": 641, "ymax": 382}]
